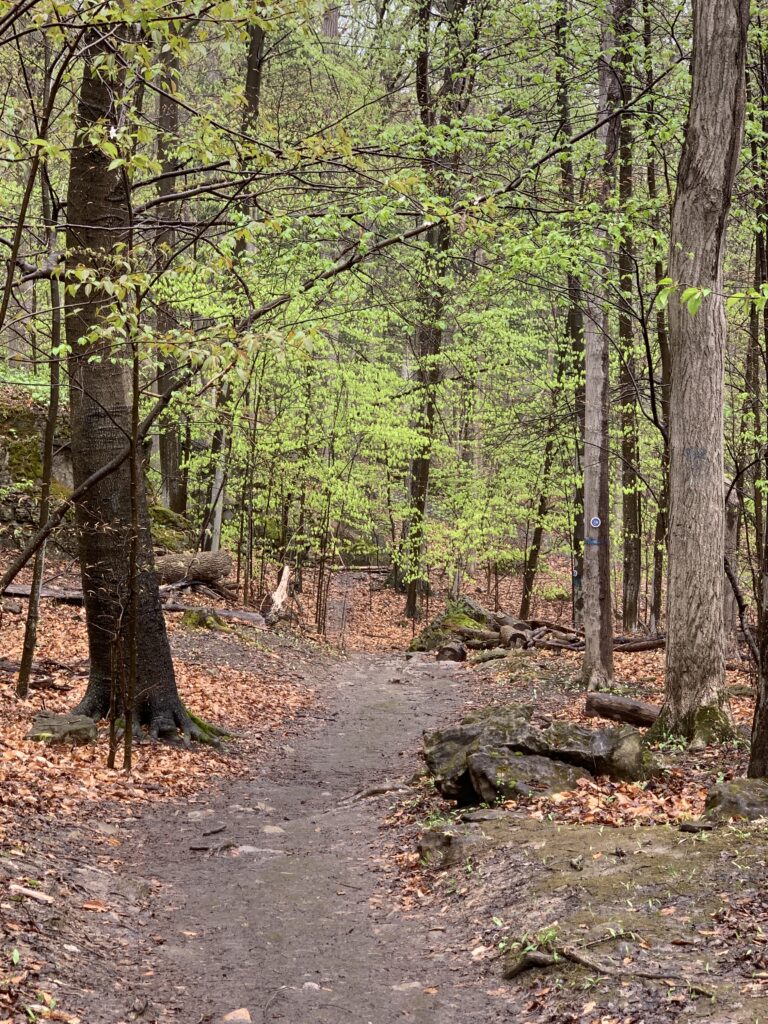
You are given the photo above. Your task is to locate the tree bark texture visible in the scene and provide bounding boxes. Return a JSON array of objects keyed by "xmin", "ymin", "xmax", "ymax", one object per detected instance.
[
  {"xmin": 616, "ymin": 11, "xmax": 641, "ymax": 632},
  {"xmin": 661, "ymin": 0, "xmax": 747, "ymax": 742},
  {"xmin": 156, "ymin": 49, "xmax": 187, "ymax": 515},
  {"xmin": 520, "ymin": 421, "xmax": 555, "ymax": 621},
  {"xmin": 582, "ymin": 5, "xmax": 625, "ymax": 691},
  {"xmin": 65, "ymin": 35, "xmax": 196, "ymax": 736},
  {"xmin": 642, "ymin": 0, "xmax": 671, "ymax": 635},
  {"xmin": 555, "ymin": 0, "xmax": 585, "ymax": 627}
]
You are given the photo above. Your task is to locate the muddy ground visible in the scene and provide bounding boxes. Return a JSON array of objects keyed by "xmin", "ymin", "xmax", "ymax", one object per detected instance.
[{"xmin": 3, "ymin": 621, "xmax": 768, "ymax": 1024}]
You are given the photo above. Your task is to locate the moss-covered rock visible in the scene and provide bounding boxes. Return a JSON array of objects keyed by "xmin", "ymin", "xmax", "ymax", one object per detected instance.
[
  {"xmin": 467, "ymin": 750, "xmax": 589, "ymax": 802},
  {"xmin": 424, "ymin": 704, "xmax": 658, "ymax": 805},
  {"xmin": 0, "ymin": 405, "xmax": 42, "ymax": 490},
  {"xmin": 705, "ymin": 778, "xmax": 768, "ymax": 821},
  {"xmin": 181, "ymin": 608, "xmax": 230, "ymax": 631},
  {"xmin": 409, "ymin": 597, "xmax": 494, "ymax": 652},
  {"xmin": 27, "ymin": 711, "xmax": 97, "ymax": 746},
  {"xmin": 149, "ymin": 504, "xmax": 195, "ymax": 552}
]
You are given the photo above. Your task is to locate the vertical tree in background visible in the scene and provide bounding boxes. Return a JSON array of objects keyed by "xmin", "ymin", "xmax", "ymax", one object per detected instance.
[
  {"xmin": 156, "ymin": 46, "xmax": 187, "ymax": 515},
  {"xmin": 402, "ymin": 0, "xmax": 481, "ymax": 619},
  {"xmin": 616, "ymin": 0, "xmax": 640, "ymax": 633},
  {"xmin": 658, "ymin": 0, "xmax": 748, "ymax": 742},
  {"xmin": 582, "ymin": 0, "xmax": 627, "ymax": 691},
  {"xmin": 554, "ymin": 0, "xmax": 586, "ymax": 627},
  {"xmin": 642, "ymin": 0, "xmax": 671, "ymax": 635}
]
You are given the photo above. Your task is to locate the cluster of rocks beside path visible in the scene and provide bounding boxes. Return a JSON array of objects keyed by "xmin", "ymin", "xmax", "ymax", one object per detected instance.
[{"xmin": 423, "ymin": 704, "xmax": 658, "ymax": 805}]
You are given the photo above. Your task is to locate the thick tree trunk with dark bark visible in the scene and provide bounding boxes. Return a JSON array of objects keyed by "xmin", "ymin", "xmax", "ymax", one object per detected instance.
[
  {"xmin": 65, "ymin": 35, "xmax": 200, "ymax": 737},
  {"xmin": 404, "ymin": 306, "xmax": 441, "ymax": 619},
  {"xmin": 658, "ymin": 0, "xmax": 747, "ymax": 744}
]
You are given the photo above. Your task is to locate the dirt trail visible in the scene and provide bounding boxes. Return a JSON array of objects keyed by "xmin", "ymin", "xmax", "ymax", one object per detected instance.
[{"xmin": 87, "ymin": 654, "xmax": 505, "ymax": 1024}]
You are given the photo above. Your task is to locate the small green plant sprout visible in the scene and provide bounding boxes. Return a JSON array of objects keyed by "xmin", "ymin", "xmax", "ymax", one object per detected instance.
[{"xmin": 507, "ymin": 923, "xmax": 562, "ymax": 958}]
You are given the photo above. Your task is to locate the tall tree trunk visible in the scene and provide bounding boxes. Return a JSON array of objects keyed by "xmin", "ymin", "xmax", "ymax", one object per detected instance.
[
  {"xmin": 617, "ymin": 8, "xmax": 641, "ymax": 632},
  {"xmin": 404, "ymin": 252, "xmax": 443, "ymax": 618},
  {"xmin": 18, "ymin": 157, "xmax": 59, "ymax": 697},
  {"xmin": 643, "ymin": 0, "xmax": 671, "ymax": 634},
  {"xmin": 519, "ymin": 432, "xmax": 555, "ymax": 621},
  {"xmin": 582, "ymin": 5, "xmax": 625, "ymax": 691},
  {"xmin": 65, "ymin": 32, "xmax": 202, "ymax": 738},
  {"xmin": 555, "ymin": 0, "xmax": 586, "ymax": 626},
  {"xmin": 658, "ymin": 0, "xmax": 747, "ymax": 744},
  {"xmin": 749, "ymin": 39, "xmax": 768, "ymax": 777},
  {"xmin": 156, "ymin": 48, "xmax": 187, "ymax": 515},
  {"xmin": 403, "ymin": 0, "xmax": 479, "ymax": 618}
]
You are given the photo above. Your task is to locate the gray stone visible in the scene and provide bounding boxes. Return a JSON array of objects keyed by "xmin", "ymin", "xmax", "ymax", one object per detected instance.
[
  {"xmin": 423, "ymin": 704, "xmax": 657, "ymax": 805},
  {"xmin": 467, "ymin": 750, "xmax": 590, "ymax": 802},
  {"xmin": 417, "ymin": 828, "xmax": 488, "ymax": 869},
  {"xmin": 27, "ymin": 711, "xmax": 97, "ymax": 746},
  {"xmin": 705, "ymin": 778, "xmax": 768, "ymax": 821},
  {"xmin": 533, "ymin": 721, "xmax": 656, "ymax": 782},
  {"xmin": 423, "ymin": 705, "xmax": 534, "ymax": 802}
]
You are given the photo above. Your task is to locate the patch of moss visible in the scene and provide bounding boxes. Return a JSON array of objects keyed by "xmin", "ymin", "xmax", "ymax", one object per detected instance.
[
  {"xmin": 181, "ymin": 608, "xmax": 230, "ymax": 631},
  {"xmin": 646, "ymin": 700, "xmax": 734, "ymax": 750},
  {"xmin": 409, "ymin": 599, "xmax": 490, "ymax": 652},
  {"xmin": 149, "ymin": 504, "xmax": 194, "ymax": 552},
  {"xmin": 50, "ymin": 480, "xmax": 72, "ymax": 501}
]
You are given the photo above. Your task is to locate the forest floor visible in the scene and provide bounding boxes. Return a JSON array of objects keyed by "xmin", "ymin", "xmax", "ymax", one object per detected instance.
[{"xmin": 0, "ymin": 568, "xmax": 766, "ymax": 1023}]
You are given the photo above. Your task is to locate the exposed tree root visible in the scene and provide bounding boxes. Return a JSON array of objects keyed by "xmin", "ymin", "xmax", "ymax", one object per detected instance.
[
  {"xmin": 503, "ymin": 941, "xmax": 715, "ymax": 996},
  {"xmin": 74, "ymin": 686, "xmax": 228, "ymax": 746},
  {"xmin": 184, "ymin": 708, "xmax": 231, "ymax": 742},
  {"xmin": 646, "ymin": 701, "xmax": 734, "ymax": 749}
]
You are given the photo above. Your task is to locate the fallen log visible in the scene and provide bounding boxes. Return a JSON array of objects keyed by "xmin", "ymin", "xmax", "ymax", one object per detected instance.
[
  {"xmin": 499, "ymin": 624, "xmax": 531, "ymax": 648},
  {"xmin": 496, "ymin": 614, "xmax": 534, "ymax": 631},
  {"xmin": 527, "ymin": 618, "xmax": 583, "ymax": 636},
  {"xmin": 2, "ymin": 584, "xmax": 264, "ymax": 627},
  {"xmin": 156, "ymin": 550, "xmax": 233, "ymax": 586},
  {"xmin": 3, "ymin": 583, "xmax": 83, "ymax": 604},
  {"xmin": 613, "ymin": 637, "xmax": 665, "ymax": 653},
  {"xmin": 534, "ymin": 638, "xmax": 583, "ymax": 651},
  {"xmin": 585, "ymin": 693, "xmax": 660, "ymax": 728},
  {"xmin": 163, "ymin": 604, "xmax": 266, "ymax": 627},
  {"xmin": 468, "ymin": 647, "xmax": 509, "ymax": 665}
]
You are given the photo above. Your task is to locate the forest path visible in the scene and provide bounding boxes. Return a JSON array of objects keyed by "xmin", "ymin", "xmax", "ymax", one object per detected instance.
[{"xmin": 118, "ymin": 654, "xmax": 504, "ymax": 1024}]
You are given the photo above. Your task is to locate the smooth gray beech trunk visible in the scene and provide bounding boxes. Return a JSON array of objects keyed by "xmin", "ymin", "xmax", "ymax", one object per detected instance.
[
  {"xmin": 582, "ymin": 4, "xmax": 627, "ymax": 691},
  {"xmin": 659, "ymin": 0, "xmax": 748, "ymax": 743}
]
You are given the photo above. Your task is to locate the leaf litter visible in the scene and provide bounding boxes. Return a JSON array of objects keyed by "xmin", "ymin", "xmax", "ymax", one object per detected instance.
[{"xmin": 0, "ymin": 560, "xmax": 318, "ymax": 1021}]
